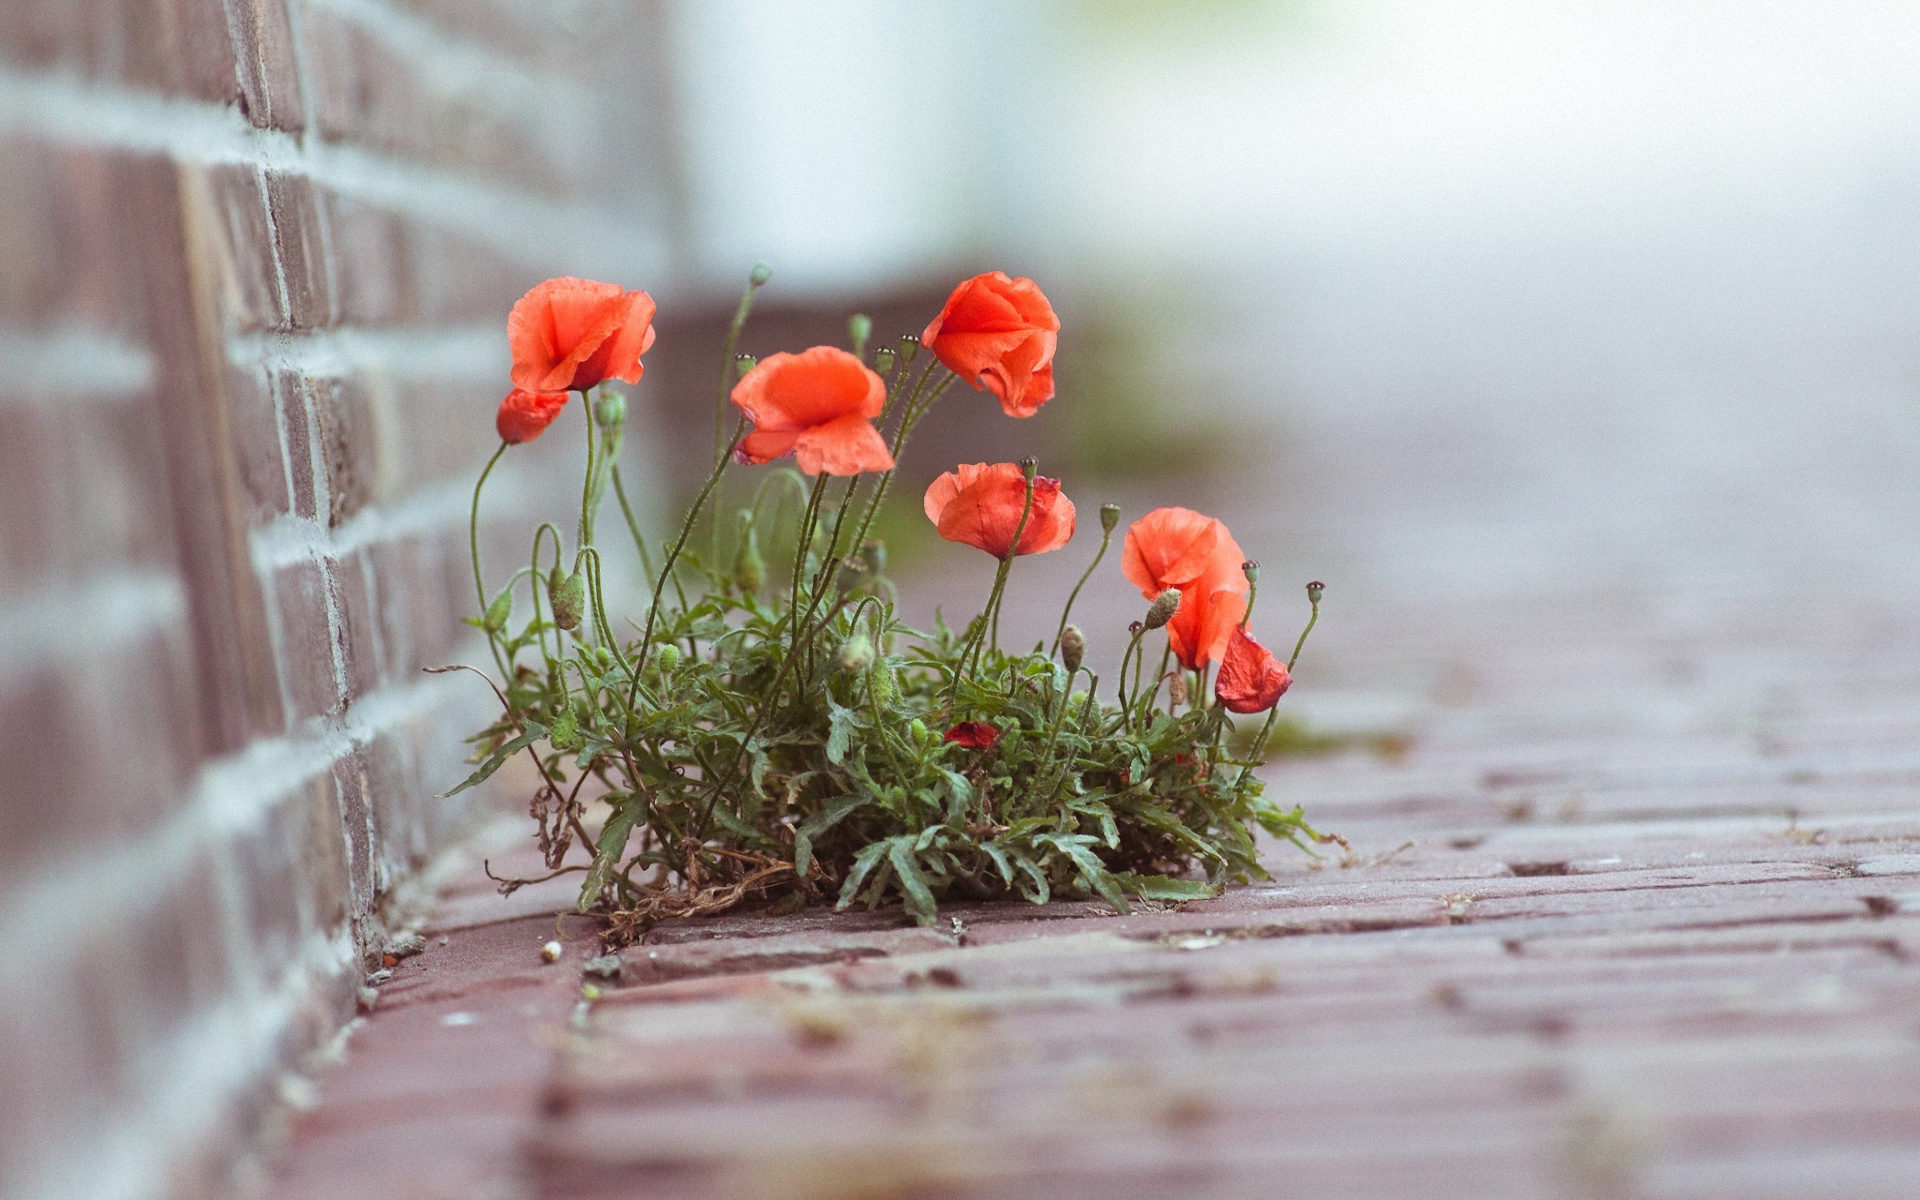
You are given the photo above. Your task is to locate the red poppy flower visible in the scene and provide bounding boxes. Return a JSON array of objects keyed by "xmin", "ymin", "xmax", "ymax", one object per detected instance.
[
  {"xmin": 944, "ymin": 721, "xmax": 1001, "ymax": 751},
  {"xmin": 923, "ymin": 463, "xmax": 1076, "ymax": 559},
  {"xmin": 1214, "ymin": 624, "xmax": 1292, "ymax": 713},
  {"xmin": 921, "ymin": 272, "xmax": 1059, "ymax": 418},
  {"xmin": 1121, "ymin": 508, "xmax": 1249, "ymax": 670},
  {"xmin": 496, "ymin": 388, "xmax": 568, "ymax": 444},
  {"xmin": 508, "ymin": 277, "xmax": 656, "ymax": 393},
  {"xmin": 730, "ymin": 346, "xmax": 895, "ymax": 476}
]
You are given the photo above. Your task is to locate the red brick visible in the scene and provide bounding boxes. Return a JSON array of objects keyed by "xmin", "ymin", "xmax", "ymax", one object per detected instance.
[
  {"xmin": 0, "ymin": 0, "xmax": 236, "ymax": 104},
  {"xmin": 317, "ymin": 192, "xmax": 415, "ymax": 326},
  {"xmin": 0, "ymin": 139, "xmax": 141, "ymax": 328},
  {"xmin": 313, "ymin": 375, "xmax": 375, "ymax": 527},
  {"xmin": 235, "ymin": 772, "xmax": 353, "ymax": 977},
  {"xmin": 299, "ymin": 9, "xmax": 577, "ymax": 194},
  {"xmin": 227, "ymin": 0, "xmax": 306, "ymax": 131},
  {"xmin": 225, "ymin": 364, "xmax": 295, "ymax": 524},
  {"xmin": 268, "ymin": 557, "xmax": 343, "ymax": 724},
  {"xmin": 329, "ymin": 549, "xmax": 383, "ymax": 701},
  {"xmin": 263, "ymin": 171, "xmax": 334, "ymax": 332},
  {"xmin": 195, "ymin": 163, "xmax": 282, "ymax": 334}
]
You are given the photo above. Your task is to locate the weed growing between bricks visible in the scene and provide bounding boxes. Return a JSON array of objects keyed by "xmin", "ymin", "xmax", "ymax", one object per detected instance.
[{"xmin": 451, "ymin": 268, "xmax": 1335, "ymax": 937}]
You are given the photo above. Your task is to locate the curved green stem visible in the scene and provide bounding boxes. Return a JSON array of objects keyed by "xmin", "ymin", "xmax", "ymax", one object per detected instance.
[
  {"xmin": 1052, "ymin": 519, "xmax": 1113, "ymax": 656},
  {"xmin": 610, "ymin": 465, "xmax": 656, "ymax": 592},
  {"xmin": 469, "ymin": 441, "xmax": 509, "ymax": 612}
]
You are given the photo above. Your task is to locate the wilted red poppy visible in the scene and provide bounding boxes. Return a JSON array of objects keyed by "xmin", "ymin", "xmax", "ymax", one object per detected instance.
[
  {"xmin": 923, "ymin": 463, "xmax": 1076, "ymax": 559},
  {"xmin": 921, "ymin": 272, "xmax": 1059, "ymax": 418},
  {"xmin": 730, "ymin": 347, "xmax": 895, "ymax": 476},
  {"xmin": 944, "ymin": 721, "xmax": 1001, "ymax": 751},
  {"xmin": 496, "ymin": 388, "xmax": 568, "ymax": 444},
  {"xmin": 508, "ymin": 277, "xmax": 656, "ymax": 393},
  {"xmin": 1214, "ymin": 624, "xmax": 1292, "ymax": 713},
  {"xmin": 1121, "ymin": 508, "xmax": 1249, "ymax": 669}
]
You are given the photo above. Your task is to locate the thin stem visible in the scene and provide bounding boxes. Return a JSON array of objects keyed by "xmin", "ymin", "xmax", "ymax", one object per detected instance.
[
  {"xmin": 841, "ymin": 371, "xmax": 956, "ymax": 564},
  {"xmin": 1115, "ymin": 625, "xmax": 1147, "ymax": 720},
  {"xmin": 610, "ymin": 466, "xmax": 656, "ymax": 592},
  {"xmin": 469, "ymin": 442, "xmax": 509, "ymax": 612},
  {"xmin": 577, "ymin": 392, "xmax": 597, "ymax": 554},
  {"xmin": 1052, "ymin": 519, "xmax": 1113, "ymax": 656},
  {"xmin": 715, "ymin": 270, "xmax": 768, "ymax": 467},
  {"xmin": 985, "ymin": 476, "xmax": 1038, "ymax": 655},
  {"xmin": 789, "ymin": 473, "xmax": 831, "ymax": 633},
  {"xmin": 1288, "ymin": 589, "xmax": 1321, "ymax": 672},
  {"xmin": 626, "ymin": 417, "xmax": 747, "ymax": 712}
]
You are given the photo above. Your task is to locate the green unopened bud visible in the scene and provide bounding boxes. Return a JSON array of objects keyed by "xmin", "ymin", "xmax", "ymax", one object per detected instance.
[
  {"xmin": 848, "ymin": 313, "xmax": 872, "ymax": 357},
  {"xmin": 736, "ymin": 353, "xmax": 757, "ymax": 381},
  {"xmin": 835, "ymin": 559, "xmax": 865, "ymax": 595},
  {"xmin": 1143, "ymin": 589, "xmax": 1181, "ymax": 630},
  {"xmin": 1307, "ymin": 580, "xmax": 1324, "ymax": 604},
  {"xmin": 594, "ymin": 391, "xmax": 626, "ymax": 429},
  {"xmin": 654, "ymin": 642, "xmax": 681, "ymax": 672},
  {"xmin": 548, "ymin": 567, "xmax": 585, "ymax": 631},
  {"xmin": 732, "ymin": 514, "xmax": 764, "ymax": 595},
  {"xmin": 594, "ymin": 646, "xmax": 612, "ymax": 668},
  {"xmin": 870, "ymin": 664, "xmax": 896, "ymax": 704},
  {"xmin": 482, "ymin": 589, "xmax": 511, "ymax": 634},
  {"xmin": 838, "ymin": 634, "xmax": 873, "ymax": 674},
  {"xmin": 1069, "ymin": 689, "xmax": 1088, "ymax": 711},
  {"xmin": 749, "ymin": 262, "xmax": 772, "ymax": 287},
  {"xmin": 549, "ymin": 707, "xmax": 581, "ymax": 752},
  {"xmin": 1020, "ymin": 456, "xmax": 1038, "ymax": 482},
  {"xmin": 1242, "ymin": 560, "xmax": 1260, "ymax": 586},
  {"xmin": 1060, "ymin": 625, "xmax": 1085, "ymax": 672},
  {"xmin": 859, "ymin": 539, "xmax": 886, "ymax": 576},
  {"xmin": 873, "ymin": 347, "xmax": 895, "ymax": 374},
  {"xmin": 909, "ymin": 718, "xmax": 929, "ymax": 744},
  {"xmin": 1100, "ymin": 503, "xmax": 1121, "ymax": 533}
]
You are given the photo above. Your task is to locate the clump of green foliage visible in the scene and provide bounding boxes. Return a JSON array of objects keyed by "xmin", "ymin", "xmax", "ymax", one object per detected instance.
[{"xmin": 455, "ymin": 268, "xmax": 1329, "ymax": 935}]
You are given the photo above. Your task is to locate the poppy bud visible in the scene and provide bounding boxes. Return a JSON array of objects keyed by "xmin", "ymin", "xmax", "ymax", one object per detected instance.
[
  {"xmin": 1143, "ymin": 589, "xmax": 1181, "ymax": 630},
  {"xmin": 1100, "ymin": 503, "xmax": 1120, "ymax": 533},
  {"xmin": 1020, "ymin": 456, "xmax": 1038, "ymax": 482},
  {"xmin": 593, "ymin": 646, "xmax": 612, "ymax": 668},
  {"xmin": 1307, "ymin": 580, "xmax": 1324, "ymax": 604},
  {"xmin": 909, "ymin": 717, "xmax": 929, "ymax": 744},
  {"xmin": 848, "ymin": 313, "xmax": 872, "ymax": 357},
  {"xmin": 595, "ymin": 391, "xmax": 626, "ymax": 430},
  {"xmin": 1060, "ymin": 625, "xmax": 1085, "ymax": 672},
  {"xmin": 873, "ymin": 347, "xmax": 895, "ymax": 374},
  {"xmin": 838, "ymin": 634, "xmax": 873, "ymax": 674},
  {"xmin": 870, "ymin": 664, "xmax": 896, "ymax": 704},
  {"xmin": 548, "ymin": 567, "xmax": 586, "ymax": 631},
  {"xmin": 835, "ymin": 559, "xmax": 865, "ymax": 595},
  {"xmin": 749, "ymin": 262, "xmax": 772, "ymax": 286},
  {"xmin": 732, "ymin": 513, "xmax": 764, "ymax": 595},
  {"xmin": 736, "ymin": 353, "xmax": 756, "ymax": 381},
  {"xmin": 549, "ymin": 707, "xmax": 581, "ymax": 752},
  {"xmin": 1167, "ymin": 671, "xmax": 1188, "ymax": 707},
  {"xmin": 653, "ymin": 642, "xmax": 681, "ymax": 672},
  {"xmin": 897, "ymin": 334, "xmax": 920, "ymax": 368},
  {"xmin": 1129, "ymin": 620, "xmax": 1144, "ymax": 635},
  {"xmin": 1242, "ymin": 560, "xmax": 1260, "ymax": 586},
  {"xmin": 860, "ymin": 538, "xmax": 886, "ymax": 575},
  {"xmin": 482, "ymin": 589, "xmax": 511, "ymax": 634}
]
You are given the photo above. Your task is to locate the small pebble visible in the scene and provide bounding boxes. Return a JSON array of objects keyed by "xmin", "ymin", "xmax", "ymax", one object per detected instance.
[
  {"xmin": 540, "ymin": 940, "xmax": 562, "ymax": 963},
  {"xmin": 355, "ymin": 987, "xmax": 378, "ymax": 1015},
  {"xmin": 581, "ymin": 954, "xmax": 622, "ymax": 981}
]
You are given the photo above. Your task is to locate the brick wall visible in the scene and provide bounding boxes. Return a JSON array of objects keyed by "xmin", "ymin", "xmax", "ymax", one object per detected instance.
[{"xmin": 0, "ymin": 3, "xmax": 673, "ymax": 1196}]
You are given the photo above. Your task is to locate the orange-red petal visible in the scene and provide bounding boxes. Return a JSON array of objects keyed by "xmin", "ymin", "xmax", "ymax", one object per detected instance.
[
  {"xmin": 792, "ymin": 413, "xmax": 895, "ymax": 477},
  {"xmin": 924, "ymin": 462, "xmax": 1076, "ymax": 559},
  {"xmin": 922, "ymin": 273, "xmax": 1060, "ymax": 418},
  {"xmin": 508, "ymin": 277, "xmax": 656, "ymax": 392},
  {"xmin": 1215, "ymin": 624, "xmax": 1292, "ymax": 713},
  {"xmin": 729, "ymin": 347, "xmax": 890, "ymax": 475},
  {"xmin": 1168, "ymin": 586, "xmax": 1247, "ymax": 672},
  {"xmin": 496, "ymin": 388, "xmax": 568, "ymax": 444}
]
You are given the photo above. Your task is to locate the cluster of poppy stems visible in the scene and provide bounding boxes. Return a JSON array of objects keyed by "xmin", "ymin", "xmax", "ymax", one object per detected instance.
[{"xmin": 488, "ymin": 270, "xmax": 1306, "ymax": 725}]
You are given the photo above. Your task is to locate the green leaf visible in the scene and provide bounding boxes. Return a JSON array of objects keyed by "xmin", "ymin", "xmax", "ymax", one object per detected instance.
[
  {"xmin": 578, "ymin": 804, "xmax": 639, "ymax": 912},
  {"xmin": 888, "ymin": 838, "xmax": 938, "ymax": 925},
  {"xmin": 794, "ymin": 793, "xmax": 868, "ymax": 878},
  {"xmin": 441, "ymin": 720, "xmax": 548, "ymax": 797},
  {"xmin": 835, "ymin": 840, "xmax": 889, "ymax": 911},
  {"xmin": 935, "ymin": 768, "xmax": 973, "ymax": 822},
  {"xmin": 1113, "ymin": 873, "xmax": 1217, "ymax": 902},
  {"xmin": 825, "ymin": 699, "xmax": 857, "ymax": 765}
]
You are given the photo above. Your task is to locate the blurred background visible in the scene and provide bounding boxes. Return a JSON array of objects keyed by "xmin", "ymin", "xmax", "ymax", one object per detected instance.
[{"xmin": 6, "ymin": 1, "xmax": 1920, "ymax": 1196}]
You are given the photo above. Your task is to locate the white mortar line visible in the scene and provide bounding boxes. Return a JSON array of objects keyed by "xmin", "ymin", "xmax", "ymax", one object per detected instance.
[
  {"xmin": 0, "ymin": 323, "xmax": 155, "ymax": 404},
  {"xmin": 305, "ymin": 0, "xmax": 579, "ymax": 117},
  {"xmin": 0, "ymin": 570, "xmax": 185, "ymax": 678},
  {"xmin": 0, "ymin": 647, "xmax": 498, "ymax": 976},
  {"xmin": 0, "ymin": 69, "xmax": 668, "ymax": 281},
  {"xmin": 226, "ymin": 321, "xmax": 507, "ymax": 380},
  {"xmin": 9, "ymin": 926, "xmax": 359, "ymax": 1200}
]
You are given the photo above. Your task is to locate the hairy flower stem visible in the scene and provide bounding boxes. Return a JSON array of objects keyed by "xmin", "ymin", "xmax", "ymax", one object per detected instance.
[
  {"xmin": 469, "ymin": 441, "xmax": 509, "ymax": 613},
  {"xmin": 714, "ymin": 268, "xmax": 769, "ymax": 468},
  {"xmin": 841, "ymin": 371, "xmax": 957, "ymax": 564},
  {"xmin": 1288, "ymin": 587, "xmax": 1321, "ymax": 671},
  {"xmin": 577, "ymin": 392, "xmax": 598, "ymax": 557},
  {"xmin": 626, "ymin": 416, "xmax": 746, "ymax": 713},
  {"xmin": 985, "ymin": 475, "xmax": 1038, "ymax": 652},
  {"xmin": 788, "ymin": 473, "xmax": 831, "ymax": 657},
  {"xmin": 1052, "ymin": 520, "xmax": 1113, "ymax": 657},
  {"xmin": 1115, "ymin": 624, "xmax": 1148, "ymax": 722},
  {"xmin": 1234, "ymin": 587, "xmax": 1325, "ymax": 799},
  {"xmin": 609, "ymin": 466, "xmax": 659, "ymax": 594},
  {"xmin": 1140, "ymin": 641, "xmax": 1174, "ymax": 720}
]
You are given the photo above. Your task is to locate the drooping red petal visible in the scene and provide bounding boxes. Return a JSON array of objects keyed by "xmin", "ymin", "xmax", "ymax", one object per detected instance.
[
  {"xmin": 496, "ymin": 388, "xmax": 568, "ymax": 444},
  {"xmin": 1215, "ymin": 624, "xmax": 1292, "ymax": 713},
  {"xmin": 943, "ymin": 721, "xmax": 1002, "ymax": 751}
]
